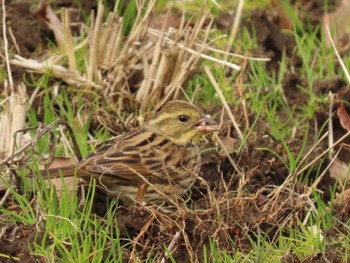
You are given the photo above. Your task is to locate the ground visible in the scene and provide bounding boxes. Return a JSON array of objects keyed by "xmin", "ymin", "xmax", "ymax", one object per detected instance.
[{"xmin": 1, "ymin": 0, "xmax": 350, "ymax": 262}]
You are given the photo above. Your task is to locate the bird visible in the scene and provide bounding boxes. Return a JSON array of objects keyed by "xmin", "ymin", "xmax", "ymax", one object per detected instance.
[{"xmin": 38, "ymin": 100, "xmax": 217, "ymax": 204}]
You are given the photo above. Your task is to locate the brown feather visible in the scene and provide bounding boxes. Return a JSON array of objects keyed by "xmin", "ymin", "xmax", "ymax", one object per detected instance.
[
  {"xmin": 34, "ymin": 100, "xmax": 216, "ymax": 204},
  {"xmin": 39, "ymin": 165, "xmax": 91, "ymax": 178}
]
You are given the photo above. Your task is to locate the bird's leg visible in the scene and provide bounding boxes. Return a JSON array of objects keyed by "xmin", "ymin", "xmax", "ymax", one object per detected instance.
[{"xmin": 135, "ymin": 183, "xmax": 149, "ymax": 202}]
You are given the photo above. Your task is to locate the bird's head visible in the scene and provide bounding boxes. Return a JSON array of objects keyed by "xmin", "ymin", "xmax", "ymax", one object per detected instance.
[{"xmin": 145, "ymin": 100, "xmax": 217, "ymax": 146}]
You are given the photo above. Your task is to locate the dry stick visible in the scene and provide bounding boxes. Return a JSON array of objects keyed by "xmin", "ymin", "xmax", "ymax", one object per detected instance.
[
  {"xmin": 187, "ymin": 10, "xmax": 211, "ymax": 55},
  {"xmin": 0, "ymin": 109, "xmax": 10, "ymax": 156},
  {"xmin": 0, "ymin": 1, "xmax": 26, "ymax": 170},
  {"xmin": 160, "ymin": 12, "xmax": 213, "ymax": 105},
  {"xmin": 195, "ymin": 42, "xmax": 270, "ymax": 61},
  {"xmin": 158, "ymin": 20, "xmax": 229, "ymax": 107},
  {"xmin": 293, "ymin": 131, "xmax": 329, "ymax": 178},
  {"xmin": 328, "ymin": 92, "xmax": 335, "ymax": 158},
  {"xmin": 9, "ymin": 84, "xmax": 26, "ymax": 156},
  {"xmin": 0, "ymin": 188, "xmax": 11, "ymax": 206},
  {"xmin": 29, "ymin": 77, "xmax": 46, "ymax": 106},
  {"xmin": 149, "ymin": 28, "xmax": 269, "ymax": 62},
  {"xmin": 148, "ymin": 29, "xmax": 241, "ymax": 71},
  {"xmin": 143, "ymin": 6, "xmax": 174, "ymax": 104},
  {"xmin": 295, "ymin": 131, "xmax": 350, "ymax": 177},
  {"xmin": 58, "ymin": 125, "xmax": 76, "ymax": 159},
  {"xmin": 266, "ymin": 131, "xmax": 329, "ymax": 200},
  {"xmin": 136, "ymin": 5, "xmax": 171, "ymax": 103},
  {"xmin": 110, "ymin": 18, "xmax": 123, "ymax": 66},
  {"xmin": 204, "ymin": 65, "xmax": 244, "ymax": 141},
  {"xmin": 129, "ymin": 215, "xmax": 155, "ymax": 261},
  {"xmin": 62, "ymin": 8, "xmax": 77, "ymax": 71},
  {"xmin": 139, "ymin": 205, "xmax": 188, "ymax": 261},
  {"xmin": 236, "ymin": 59, "xmax": 249, "ymax": 130},
  {"xmin": 102, "ymin": 13, "xmax": 120, "ymax": 67},
  {"xmin": 168, "ymin": 10, "xmax": 187, "ymax": 86},
  {"xmin": 225, "ymin": 0, "xmax": 244, "ymax": 56},
  {"xmin": 124, "ymin": 0, "xmax": 155, "ymax": 54},
  {"xmin": 172, "ymin": 17, "xmax": 214, "ymax": 100},
  {"xmin": 160, "ymin": 231, "xmax": 181, "ymax": 263},
  {"xmin": 1, "ymin": 0, "xmax": 13, "ymax": 91},
  {"xmin": 263, "ymin": 131, "xmax": 330, "ymax": 211},
  {"xmin": 0, "ymin": 120, "xmax": 83, "ymax": 169},
  {"xmin": 101, "ymin": 13, "xmax": 114, "ymax": 66},
  {"xmin": 45, "ymin": 4, "xmax": 64, "ymax": 44},
  {"xmin": 99, "ymin": 12, "xmax": 114, "ymax": 65},
  {"xmin": 8, "ymin": 27, "xmax": 20, "ymax": 54},
  {"xmin": 179, "ymin": 221, "xmax": 195, "ymax": 261},
  {"xmin": 306, "ymin": 147, "xmax": 342, "ymax": 197},
  {"xmin": 88, "ymin": 2, "xmax": 104, "ymax": 82},
  {"xmin": 10, "ymin": 55, "xmax": 101, "ymax": 88},
  {"xmin": 152, "ymin": 47, "xmax": 181, "ymax": 102},
  {"xmin": 326, "ymin": 24, "xmax": 350, "ymax": 84},
  {"xmin": 0, "ymin": 225, "xmax": 8, "ymax": 240},
  {"xmin": 266, "ymin": 130, "xmax": 350, "ymax": 212},
  {"xmin": 36, "ymin": 214, "xmax": 78, "ymax": 231}
]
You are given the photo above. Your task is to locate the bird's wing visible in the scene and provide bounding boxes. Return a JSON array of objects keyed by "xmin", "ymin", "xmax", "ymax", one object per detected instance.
[
  {"xmin": 82, "ymin": 146, "xmax": 153, "ymax": 181},
  {"xmin": 78, "ymin": 129, "xmax": 166, "ymax": 183}
]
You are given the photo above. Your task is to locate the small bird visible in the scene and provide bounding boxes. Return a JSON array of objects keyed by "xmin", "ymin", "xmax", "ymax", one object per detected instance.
[{"xmin": 39, "ymin": 100, "xmax": 216, "ymax": 204}]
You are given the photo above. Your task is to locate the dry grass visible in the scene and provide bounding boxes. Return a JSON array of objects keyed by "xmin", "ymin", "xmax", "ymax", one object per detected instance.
[{"xmin": 8, "ymin": 1, "xmax": 240, "ymax": 111}]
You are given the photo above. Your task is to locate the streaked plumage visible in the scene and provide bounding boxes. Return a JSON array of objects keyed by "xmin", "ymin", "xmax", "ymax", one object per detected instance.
[{"xmin": 40, "ymin": 100, "xmax": 216, "ymax": 204}]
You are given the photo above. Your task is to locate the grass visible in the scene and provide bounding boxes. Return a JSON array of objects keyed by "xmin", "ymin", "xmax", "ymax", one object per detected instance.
[{"xmin": 1, "ymin": 0, "xmax": 350, "ymax": 262}]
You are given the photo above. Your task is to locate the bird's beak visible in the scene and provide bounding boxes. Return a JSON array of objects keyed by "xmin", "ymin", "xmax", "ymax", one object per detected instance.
[{"xmin": 195, "ymin": 115, "xmax": 218, "ymax": 132}]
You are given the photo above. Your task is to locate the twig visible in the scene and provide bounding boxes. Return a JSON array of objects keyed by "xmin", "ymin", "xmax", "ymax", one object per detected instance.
[
  {"xmin": 10, "ymin": 55, "xmax": 101, "ymax": 88},
  {"xmin": 2, "ymin": 0, "xmax": 13, "ymax": 91},
  {"xmin": 148, "ymin": 29, "xmax": 241, "ymax": 71},
  {"xmin": 225, "ymin": 0, "xmax": 244, "ymax": 56},
  {"xmin": 328, "ymin": 92, "xmax": 334, "ymax": 158},
  {"xmin": 204, "ymin": 65, "xmax": 244, "ymax": 141},
  {"xmin": 0, "ymin": 188, "xmax": 11, "ymax": 206},
  {"xmin": 160, "ymin": 231, "xmax": 181, "ymax": 263},
  {"xmin": 0, "ymin": 120, "xmax": 83, "ymax": 169},
  {"xmin": 326, "ymin": 24, "xmax": 350, "ymax": 84}
]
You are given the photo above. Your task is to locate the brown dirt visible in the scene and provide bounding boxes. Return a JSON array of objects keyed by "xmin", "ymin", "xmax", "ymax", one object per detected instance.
[
  {"xmin": 243, "ymin": 10, "xmax": 299, "ymax": 71},
  {"xmin": 4, "ymin": 3, "xmax": 50, "ymax": 56},
  {"xmin": 1, "ymin": 0, "xmax": 350, "ymax": 262},
  {"xmin": 0, "ymin": 222, "xmax": 46, "ymax": 263}
]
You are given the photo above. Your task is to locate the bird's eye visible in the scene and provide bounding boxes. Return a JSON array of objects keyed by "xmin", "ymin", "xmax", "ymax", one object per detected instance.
[{"xmin": 178, "ymin": 115, "xmax": 189, "ymax": 123}]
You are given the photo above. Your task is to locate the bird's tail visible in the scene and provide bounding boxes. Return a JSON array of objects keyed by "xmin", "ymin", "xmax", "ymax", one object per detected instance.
[{"xmin": 30, "ymin": 165, "xmax": 90, "ymax": 179}]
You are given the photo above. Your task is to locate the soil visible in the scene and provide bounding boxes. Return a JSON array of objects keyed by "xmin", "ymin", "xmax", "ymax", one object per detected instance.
[
  {"xmin": 0, "ymin": 222, "xmax": 46, "ymax": 263},
  {"xmin": 1, "ymin": 0, "xmax": 350, "ymax": 262}
]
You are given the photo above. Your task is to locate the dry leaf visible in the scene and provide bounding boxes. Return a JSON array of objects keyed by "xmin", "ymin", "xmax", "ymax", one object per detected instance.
[
  {"xmin": 334, "ymin": 188, "xmax": 350, "ymax": 205},
  {"xmin": 48, "ymin": 157, "xmax": 81, "ymax": 201},
  {"xmin": 331, "ymin": 158, "xmax": 350, "ymax": 205},
  {"xmin": 49, "ymin": 156, "xmax": 77, "ymax": 168},
  {"xmin": 323, "ymin": 0, "xmax": 350, "ymax": 49},
  {"xmin": 34, "ymin": 3, "xmax": 64, "ymax": 45},
  {"xmin": 329, "ymin": 158, "xmax": 350, "ymax": 186},
  {"xmin": 337, "ymin": 103, "xmax": 350, "ymax": 131},
  {"xmin": 271, "ymin": 0, "xmax": 293, "ymax": 30},
  {"xmin": 217, "ymin": 136, "xmax": 237, "ymax": 151}
]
